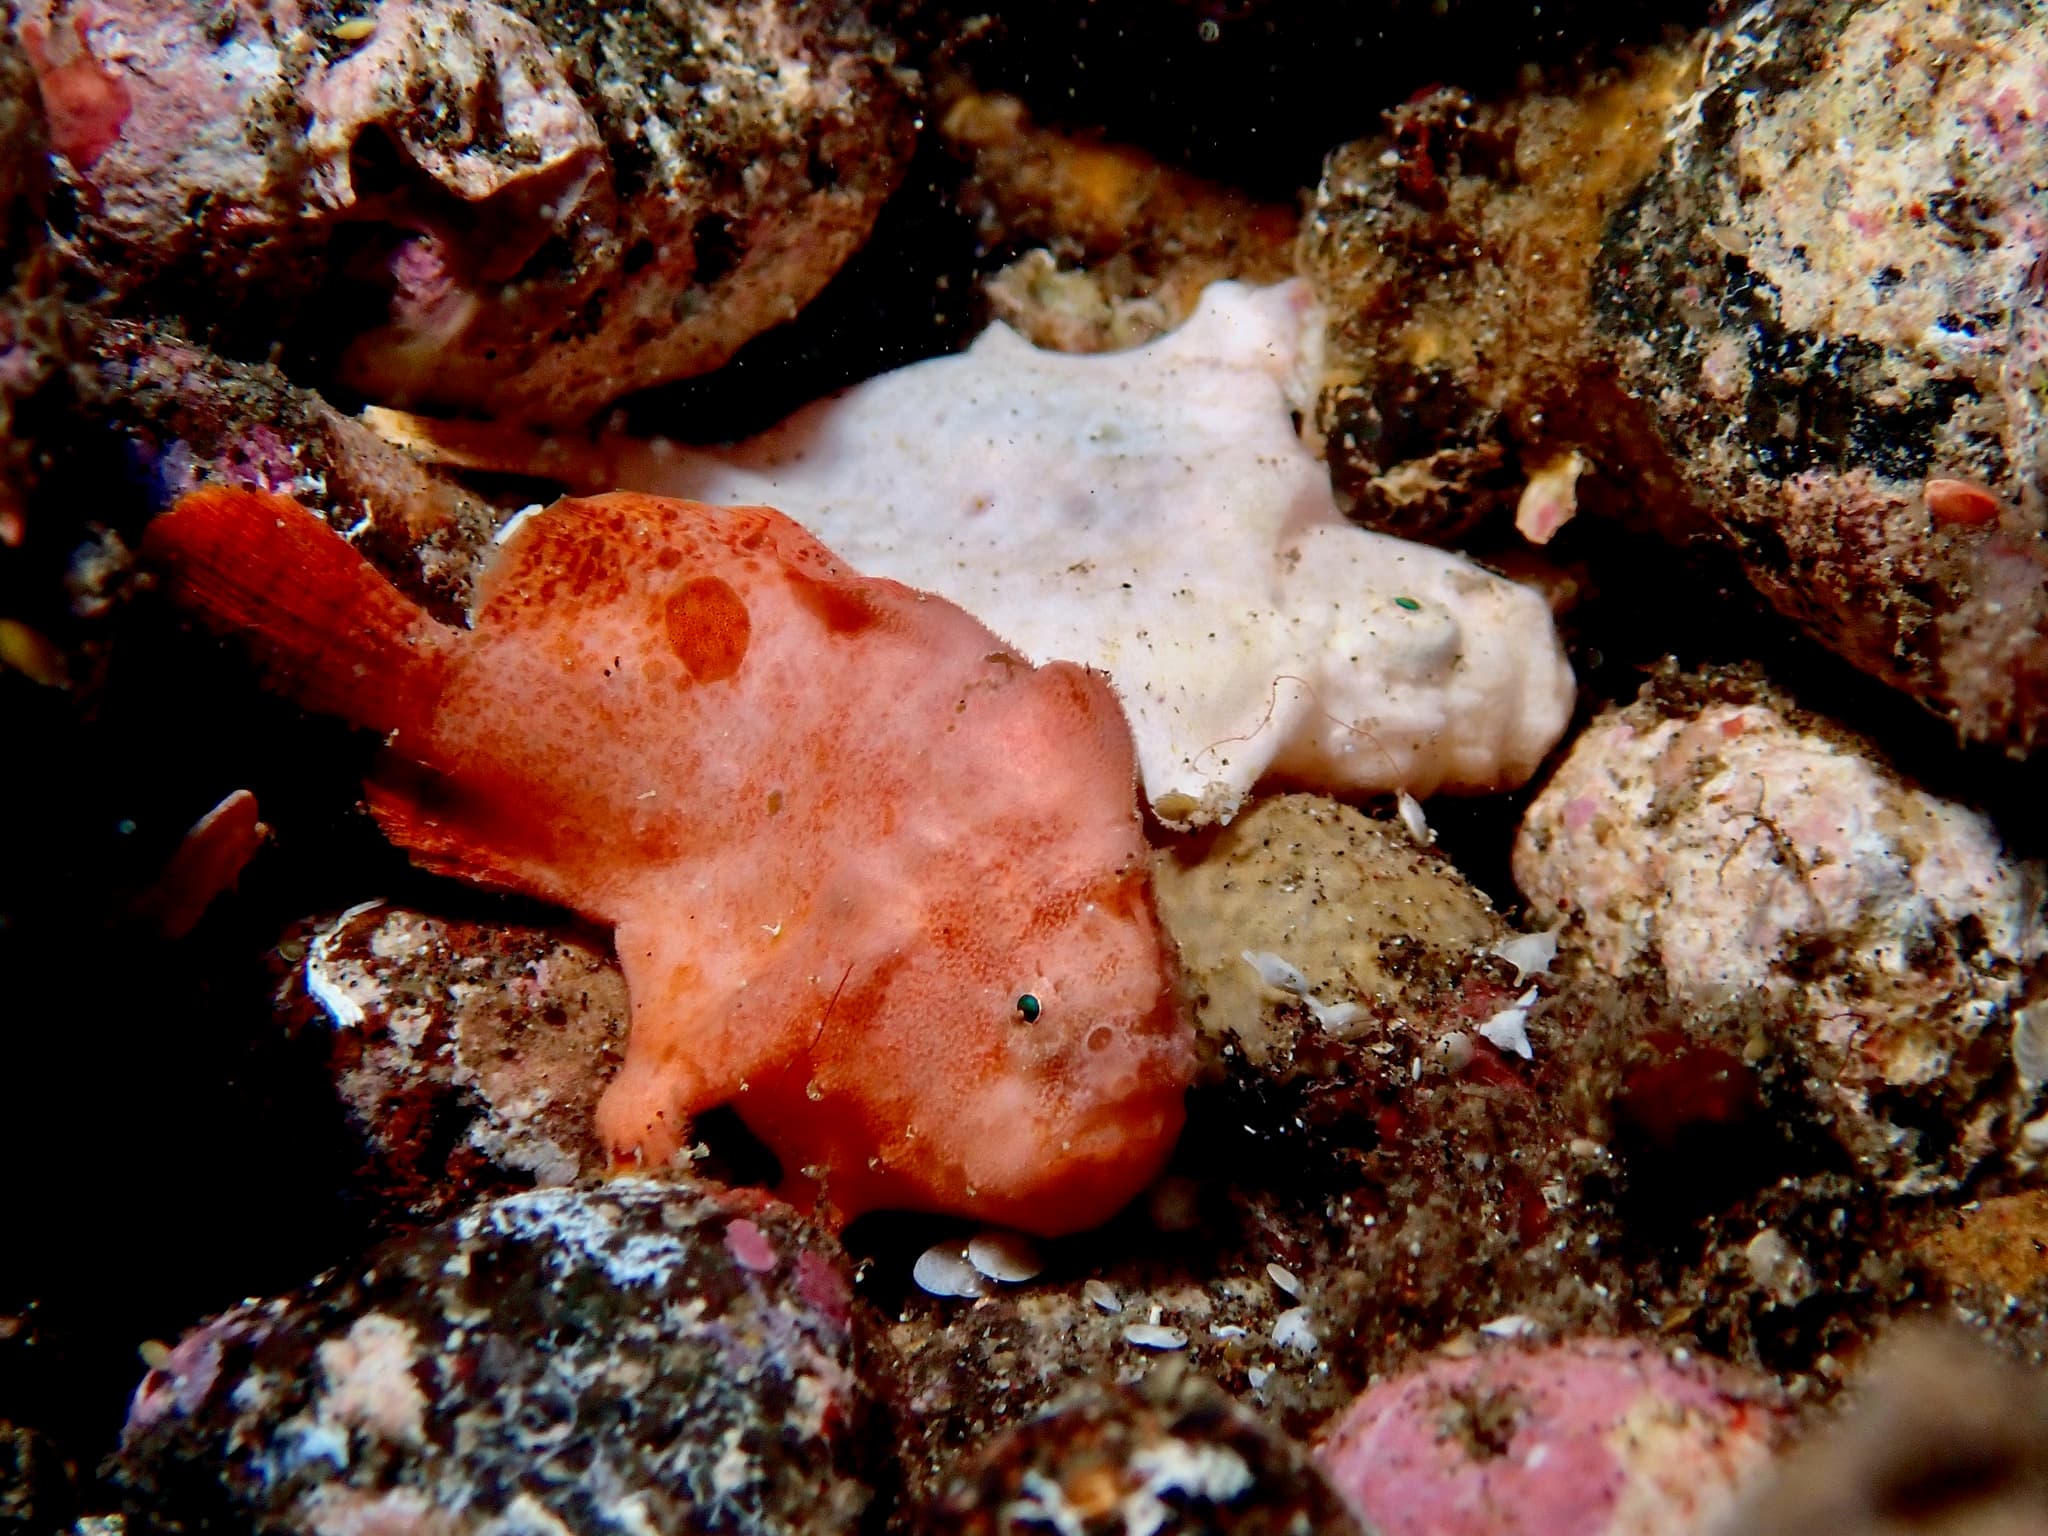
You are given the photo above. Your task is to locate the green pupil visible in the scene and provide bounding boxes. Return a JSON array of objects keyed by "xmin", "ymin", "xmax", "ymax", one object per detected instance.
[{"xmin": 1016, "ymin": 994, "xmax": 1041, "ymax": 1022}]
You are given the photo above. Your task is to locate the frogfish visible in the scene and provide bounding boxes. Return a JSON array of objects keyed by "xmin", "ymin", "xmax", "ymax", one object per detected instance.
[{"xmin": 146, "ymin": 486, "xmax": 1193, "ymax": 1235}]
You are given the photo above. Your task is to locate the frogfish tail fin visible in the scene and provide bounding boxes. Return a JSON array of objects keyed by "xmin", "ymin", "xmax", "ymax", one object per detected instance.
[{"xmin": 143, "ymin": 485, "xmax": 455, "ymax": 747}]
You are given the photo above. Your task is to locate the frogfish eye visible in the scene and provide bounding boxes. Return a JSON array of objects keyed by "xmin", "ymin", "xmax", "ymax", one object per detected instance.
[{"xmin": 1015, "ymin": 994, "xmax": 1042, "ymax": 1023}]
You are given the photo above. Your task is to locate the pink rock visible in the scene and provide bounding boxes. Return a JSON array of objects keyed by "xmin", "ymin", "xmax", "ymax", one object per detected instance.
[{"xmin": 1315, "ymin": 1337, "xmax": 1785, "ymax": 1536}]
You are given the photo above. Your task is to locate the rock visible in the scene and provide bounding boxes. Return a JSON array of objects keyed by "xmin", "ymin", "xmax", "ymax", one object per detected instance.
[
  {"xmin": 283, "ymin": 901, "xmax": 627, "ymax": 1222},
  {"xmin": 938, "ymin": 92, "xmax": 1296, "ymax": 353},
  {"xmin": 1300, "ymin": 7, "xmax": 2048, "ymax": 752},
  {"xmin": 79, "ymin": 322, "xmax": 503, "ymax": 619},
  {"xmin": 1512, "ymin": 668, "xmax": 2048, "ymax": 1189},
  {"xmin": 1150, "ymin": 794, "xmax": 1517, "ymax": 1080},
  {"xmin": 1722, "ymin": 1328, "xmax": 2048, "ymax": 1535},
  {"xmin": 920, "ymin": 1370, "xmax": 1367, "ymax": 1536},
  {"xmin": 1298, "ymin": 54, "xmax": 1700, "ymax": 546},
  {"xmin": 1315, "ymin": 1335, "xmax": 1786, "ymax": 1536},
  {"xmin": 0, "ymin": 21, "xmax": 66, "ymax": 549},
  {"xmin": 1600, "ymin": 0, "xmax": 2048, "ymax": 755},
  {"xmin": 0, "ymin": 1418, "xmax": 81, "ymax": 1536},
  {"xmin": 21, "ymin": 0, "xmax": 914, "ymax": 423},
  {"xmin": 115, "ymin": 1180, "xmax": 872, "ymax": 1535}
]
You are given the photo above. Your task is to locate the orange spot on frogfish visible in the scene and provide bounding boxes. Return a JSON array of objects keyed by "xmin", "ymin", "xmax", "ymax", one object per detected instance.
[{"xmin": 664, "ymin": 575, "xmax": 750, "ymax": 682}]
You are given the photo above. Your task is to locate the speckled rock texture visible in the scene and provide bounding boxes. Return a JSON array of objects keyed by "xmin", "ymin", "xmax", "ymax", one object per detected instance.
[
  {"xmin": 18, "ymin": 0, "xmax": 914, "ymax": 422},
  {"xmin": 1297, "ymin": 50, "xmax": 1699, "ymax": 546},
  {"xmin": 114, "ymin": 1180, "xmax": 872, "ymax": 1536},
  {"xmin": 1600, "ymin": 0, "xmax": 2048, "ymax": 756},
  {"xmin": 0, "ymin": 20, "xmax": 65, "ymax": 547},
  {"xmin": 1150, "ymin": 794, "xmax": 1518, "ymax": 1081},
  {"xmin": 939, "ymin": 92, "xmax": 1296, "ymax": 354},
  {"xmin": 1513, "ymin": 668, "xmax": 2048, "ymax": 1190},
  {"xmin": 1316, "ymin": 1336, "xmax": 1786, "ymax": 1536},
  {"xmin": 284, "ymin": 901, "xmax": 627, "ymax": 1222},
  {"xmin": 1302, "ymin": 8, "xmax": 2048, "ymax": 755},
  {"xmin": 922, "ymin": 1370, "xmax": 1368, "ymax": 1536},
  {"xmin": 79, "ymin": 322, "xmax": 501, "ymax": 618}
]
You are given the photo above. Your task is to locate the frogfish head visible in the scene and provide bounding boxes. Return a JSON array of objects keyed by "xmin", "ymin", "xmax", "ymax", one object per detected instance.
[{"xmin": 763, "ymin": 660, "xmax": 1195, "ymax": 1236}]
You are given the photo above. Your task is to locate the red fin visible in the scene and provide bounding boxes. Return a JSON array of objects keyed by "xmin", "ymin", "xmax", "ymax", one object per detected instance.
[
  {"xmin": 356, "ymin": 782, "xmax": 557, "ymax": 901},
  {"xmin": 145, "ymin": 486, "xmax": 456, "ymax": 746}
]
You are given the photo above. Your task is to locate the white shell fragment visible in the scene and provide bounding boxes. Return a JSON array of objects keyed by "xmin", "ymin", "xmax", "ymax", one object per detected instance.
[
  {"xmin": 390, "ymin": 282, "xmax": 1575, "ymax": 826},
  {"xmin": 2014, "ymin": 1001, "xmax": 2048, "ymax": 1091},
  {"xmin": 1744, "ymin": 1227, "xmax": 1816, "ymax": 1305},
  {"xmin": 1265, "ymin": 1262, "xmax": 1304, "ymax": 1299},
  {"xmin": 1396, "ymin": 789, "xmax": 1433, "ymax": 845},
  {"xmin": 1477, "ymin": 987, "xmax": 1540, "ymax": 1061},
  {"xmin": 1272, "ymin": 1307, "xmax": 1319, "ymax": 1354},
  {"xmin": 912, "ymin": 1242, "xmax": 990, "ymax": 1299},
  {"xmin": 966, "ymin": 1230, "xmax": 1045, "ymax": 1284},
  {"xmin": 1488, "ymin": 927, "xmax": 1560, "ymax": 983},
  {"xmin": 1242, "ymin": 950, "xmax": 1311, "ymax": 995},
  {"xmin": 1478, "ymin": 1314, "xmax": 1545, "ymax": 1339},
  {"xmin": 1122, "ymin": 1323, "xmax": 1190, "ymax": 1351},
  {"xmin": 1083, "ymin": 1279, "xmax": 1123, "ymax": 1313}
]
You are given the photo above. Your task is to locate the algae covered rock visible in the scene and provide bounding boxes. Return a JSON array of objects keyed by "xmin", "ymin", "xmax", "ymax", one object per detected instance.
[
  {"xmin": 115, "ymin": 1180, "xmax": 873, "ymax": 1535},
  {"xmin": 1152, "ymin": 794, "xmax": 1513, "ymax": 1080}
]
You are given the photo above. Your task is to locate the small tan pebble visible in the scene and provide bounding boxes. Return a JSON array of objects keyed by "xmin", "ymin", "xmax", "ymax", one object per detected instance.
[{"xmin": 331, "ymin": 16, "xmax": 375, "ymax": 41}]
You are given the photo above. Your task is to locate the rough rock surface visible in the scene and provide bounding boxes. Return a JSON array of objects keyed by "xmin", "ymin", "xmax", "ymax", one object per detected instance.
[
  {"xmin": 1302, "ymin": 8, "xmax": 2048, "ymax": 755},
  {"xmin": 1600, "ymin": 0, "xmax": 2048, "ymax": 755},
  {"xmin": 939, "ymin": 92, "xmax": 1297, "ymax": 354},
  {"xmin": 1151, "ymin": 793, "xmax": 1515, "ymax": 1080},
  {"xmin": 921, "ymin": 1371, "xmax": 1367, "ymax": 1536},
  {"xmin": 1316, "ymin": 1336, "xmax": 1786, "ymax": 1536},
  {"xmin": 79, "ymin": 321, "xmax": 503, "ymax": 619},
  {"xmin": 0, "ymin": 21, "xmax": 65, "ymax": 548},
  {"xmin": 19, "ymin": 0, "xmax": 914, "ymax": 422},
  {"xmin": 1513, "ymin": 668, "xmax": 2047, "ymax": 1189},
  {"xmin": 284, "ymin": 901, "xmax": 627, "ymax": 1222},
  {"xmin": 115, "ymin": 1180, "xmax": 872, "ymax": 1535},
  {"xmin": 1297, "ymin": 51, "xmax": 1699, "ymax": 545}
]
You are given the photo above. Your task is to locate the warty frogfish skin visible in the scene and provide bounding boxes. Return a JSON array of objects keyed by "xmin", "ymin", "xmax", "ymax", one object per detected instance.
[{"xmin": 144, "ymin": 485, "xmax": 1193, "ymax": 1236}]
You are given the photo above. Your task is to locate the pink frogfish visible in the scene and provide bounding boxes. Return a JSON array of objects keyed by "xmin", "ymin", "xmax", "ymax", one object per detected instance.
[{"xmin": 147, "ymin": 486, "xmax": 1192, "ymax": 1235}]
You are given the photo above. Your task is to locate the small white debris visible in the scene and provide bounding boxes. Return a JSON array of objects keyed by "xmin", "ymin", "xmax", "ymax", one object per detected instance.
[
  {"xmin": 1122, "ymin": 1323, "xmax": 1189, "ymax": 1351},
  {"xmin": 1271, "ymin": 1307, "xmax": 1318, "ymax": 1354},
  {"xmin": 1436, "ymin": 1030, "xmax": 1475, "ymax": 1071},
  {"xmin": 1241, "ymin": 949, "xmax": 1310, "ymax": 994},
  {"xmin": 1083, "ymin": 1278, "xmax": 1123, "ymax": 1313},
  {"xmin": 1744, "ymin": 1227, "xmax": 1816, "ymax": 1305},
  {"xmin": 1246, "ymin": 1366, "xmax": 1271, "ymax": 1390},
  {"xmin": 912, "ymin": 1242, "xmax": 989, "ymax": 1299},
  {"xmin": 2014, "ymin": 1000, "xmax": 2048, "ymax": 1090},
  {"xmin": 493, "ymin": 503, "xmax": 545, "ymax": 545},
  {"xmin": 1265, "ymin": 1262, "xmax": 1303, "ymax": 1299},
  {"xmin": 1489, "ymin": 926, "xmax": 1561, "ymax": 983},
  {"xmin": 1308, "ymin": 996, "xmax": 1364, "ymax": 1033},
  {"xmin": 1514, "ymin": 448, "xmax": 1589, "ymax": 545},
  {"xmin": 1396, "ymin": 789, "xmax": 1433, "ymax": 845},
  {"xmin": 1477, "ymin": 986, "xmax": 1541, "ymax": 1060},
  {"xmin": 1479, "ymin": 1314, "xmax": 1544, "ymax": 1339},
  {"xmin": 1211, "ymin": 1324, "xmax": 1248, "ymax": 1339},
  {"xmin": 966, "ymin": 1230, "xmax": 1043, "ymax": 1284}
]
